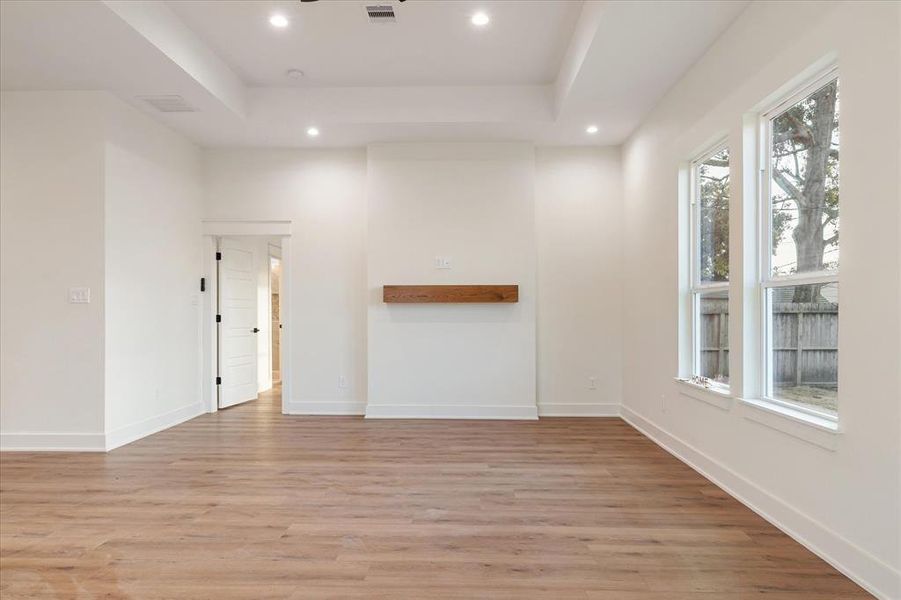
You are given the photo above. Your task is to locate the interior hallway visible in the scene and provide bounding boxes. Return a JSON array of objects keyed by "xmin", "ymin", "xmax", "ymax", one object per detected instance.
[{"xmin": 0, "ymin": 393, "xmax": 867, "ymax": 599}]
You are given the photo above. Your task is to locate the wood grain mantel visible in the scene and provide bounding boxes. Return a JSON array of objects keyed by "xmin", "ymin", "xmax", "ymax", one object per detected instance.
[{"xmin": 383, "ymin": 285, "xmax": 519, "ymax": 303}]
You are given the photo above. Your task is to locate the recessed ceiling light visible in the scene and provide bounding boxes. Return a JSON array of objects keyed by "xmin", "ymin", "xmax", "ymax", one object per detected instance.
[
  {"xmin": 269, "ymin": 14, "xmax": 289, "ymax": 28},
  {"xmin": 285, "ymin": 68, "xmax": 305, "ymax": 80},
  {"xmin": 307, "ymin": 126, "xmax": 320, "ymax": 137},
  {"xmin": 471, "ymin": 11, "xmax": 490, "ymax": 26},
  {"xmin": 586, "ymin": 124, "xmax": 599, "ymax": 134}
]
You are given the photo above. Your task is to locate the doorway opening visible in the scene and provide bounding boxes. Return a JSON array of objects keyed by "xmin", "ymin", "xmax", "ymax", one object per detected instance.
[
  {"xmin": 216, "ymin": 235, "xmax": 283, "ymax": 410},
  {"xmin": 202, "ymin": 221, "xmax": 292, "ymax": 415},
  {"xmin": 270, "ymin": 252, "xmax": 282, "ymax": 386}
]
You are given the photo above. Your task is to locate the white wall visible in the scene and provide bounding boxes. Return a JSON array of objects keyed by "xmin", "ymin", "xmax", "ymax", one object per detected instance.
[
  {"xmin": 102, "ymin": 94, "xmax": 204, "ymax": 448},
  {"xmin": 202, "ymin": 144, "xmax": 625, "ymax": 419},
  {"xmin": 535, "ymin": 147, "xmax": 622, "ymax": 416},
  {"xmin": 0, "ymin": 90, "xmax": 205, "ymax": 451},
  {"xmin": 620, "ymin": 2, "xmax": 900, "ymax": 597},
  {"xmin": 0, "ymin": 91, "xmax": 107, "ymax": 449},
  {"xmin": 366, "ymin": 143, "xmax": 537, "ymax": 419},
  {"xmin": 202, "ymin": 149, "xmax": 368, "ymax": 414}
]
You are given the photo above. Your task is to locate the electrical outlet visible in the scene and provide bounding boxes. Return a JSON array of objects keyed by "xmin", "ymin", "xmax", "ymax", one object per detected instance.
[
  {"xmin": 338, "ymin": 375, "xmax": 348, "ymax": 390},
  {"xmin": 588, "ymin": 376, "xmax": 598, "ymax": 390}
]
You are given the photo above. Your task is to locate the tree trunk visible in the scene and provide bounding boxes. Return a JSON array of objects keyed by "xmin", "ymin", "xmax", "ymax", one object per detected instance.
[{"xmin": 792, "ymin": 82, "xmax": 837, "ymax": 302}]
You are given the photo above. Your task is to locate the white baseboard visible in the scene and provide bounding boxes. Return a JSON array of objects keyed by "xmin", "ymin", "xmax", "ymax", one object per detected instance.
[
  {"xmin": 538, "ymin": 403, "xmax": 620, "ymax": 417},
  {"xmin": 105, "ymin": 401, "xmax": 205, "ymax": 451},
  {"xmin": 285, "ymin": 399, "xmax": 366, "ymax": 416},
  {"xmin": 0, "ymin": 432, "xmax": 107, "ymax": 452},
  {"xmin": 620, "ymin": 406, "xmax": 899, "ymax": 600},
  {"xmin": 365, "ymin": 404, "xmax": 539, "ymax": 420}
]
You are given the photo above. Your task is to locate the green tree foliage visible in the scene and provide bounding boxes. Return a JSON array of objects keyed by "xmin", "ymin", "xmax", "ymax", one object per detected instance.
[{"xmin": 698, "ymin": 149, "xmax": 730, "ymax": 282}]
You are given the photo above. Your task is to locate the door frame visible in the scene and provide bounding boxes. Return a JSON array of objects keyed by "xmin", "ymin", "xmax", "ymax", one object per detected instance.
[{"xmin": 201, "ymin": 220, "xmax": 292, "ymax": 415}]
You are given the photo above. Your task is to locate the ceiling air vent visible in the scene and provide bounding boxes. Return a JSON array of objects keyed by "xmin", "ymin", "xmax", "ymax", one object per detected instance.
[
  {"xmin": 138, "ymin": 95, "xmax": 197, "ymax": 113},
  {"xmin": 365, "ymin": 4, "xmax": 396, "ymax": 23}
]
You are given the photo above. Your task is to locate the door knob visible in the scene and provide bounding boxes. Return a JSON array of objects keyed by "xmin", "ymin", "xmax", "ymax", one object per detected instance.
[{"xmin": 252, "ymin": 327, "xmax": 260, "ymax": 333}]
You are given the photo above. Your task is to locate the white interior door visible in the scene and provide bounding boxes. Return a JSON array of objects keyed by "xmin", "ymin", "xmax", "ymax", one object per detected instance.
[{"xmin": 219, "ymin": 237, "xmax": 259, "ymax": 408}]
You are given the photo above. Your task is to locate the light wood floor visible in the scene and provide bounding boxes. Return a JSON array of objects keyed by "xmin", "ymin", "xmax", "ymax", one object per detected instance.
[{"xmin": 1, "ymin": 388, "xmax": 870, "ymax": 599}]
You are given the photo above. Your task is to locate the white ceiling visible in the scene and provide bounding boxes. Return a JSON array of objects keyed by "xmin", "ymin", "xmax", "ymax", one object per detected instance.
[
  {"xmin": 167, "ymin": 0, "xmax": 582, "ymax": 87},
  {"xmin": 0, "ymin": 0, "xmax": 750, "ymax": 147}
]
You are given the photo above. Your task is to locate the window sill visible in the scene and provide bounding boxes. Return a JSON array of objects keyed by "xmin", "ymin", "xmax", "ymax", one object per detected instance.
[
  {"xmin": 738, "ymin": 397, "xmax": 840, "ymax": 451},
  {"xmin": 674, "ymin": 378, "xmax": 733, "ymax": 410}
]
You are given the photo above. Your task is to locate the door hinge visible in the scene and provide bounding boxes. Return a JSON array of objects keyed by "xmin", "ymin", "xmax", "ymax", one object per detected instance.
[
  {"xmin": 216, "ymin": 376, "xmax": 222, "ymax": 385},
  {"xmin": 215, "ymin": 251, "xmax": 222, "ymax": 261},
  {"xmin": 216, "ymin": 314, "xmax": 221, "ymax": 323},
  {"xmin": 200, "ymin": 277, "xmax": 206, "ymax": 292}
]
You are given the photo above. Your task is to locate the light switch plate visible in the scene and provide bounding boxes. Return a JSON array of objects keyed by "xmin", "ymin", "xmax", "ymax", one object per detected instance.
[
  {"xmin": 434, "ymin": 256, "xmax": 452, "ymax": 269},
  {"xmin": 68, "ymin": 287, "xmax": 91, "ymax": 304}
]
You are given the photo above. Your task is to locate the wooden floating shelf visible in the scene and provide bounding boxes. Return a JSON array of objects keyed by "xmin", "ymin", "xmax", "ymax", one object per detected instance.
[{"xmin": 383, "ymin": 285, "xmax": 519, "ymax": 304}]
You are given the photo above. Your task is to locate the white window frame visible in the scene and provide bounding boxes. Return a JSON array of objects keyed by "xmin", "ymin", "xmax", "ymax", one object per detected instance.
[
  {"xmin": 689, "ymin": 141, "xmax": 731, "ymax": 393},
  {"xmin": 757, "ymin": 67, "xmax": 839, "ymax": 423}
]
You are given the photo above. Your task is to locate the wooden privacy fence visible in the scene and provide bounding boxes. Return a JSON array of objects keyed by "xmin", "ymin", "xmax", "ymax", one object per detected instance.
[{"xmin": 700, "ymin": 299, "xmax": 838, "ymax": 388}]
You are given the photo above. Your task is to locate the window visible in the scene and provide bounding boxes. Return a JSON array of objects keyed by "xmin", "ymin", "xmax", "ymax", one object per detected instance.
[
  {"xmin": 690, "ymin": 145, "xmax": 730, "ymax": 390},
  {"xmin": 761, "ymin": 72, "xmax": 839, "ymax": 417}
]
